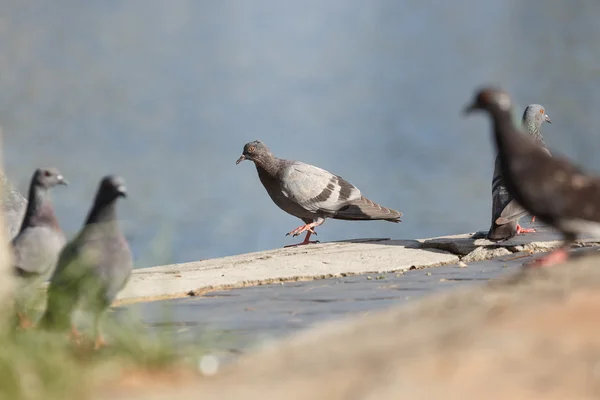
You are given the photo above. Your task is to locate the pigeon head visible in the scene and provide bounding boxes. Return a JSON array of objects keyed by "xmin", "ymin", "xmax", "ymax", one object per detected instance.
[
  {"xmin": 85, "ymin": 176, "xmax": 126, "ymax": 225},
  {"xmin": 236, "ymin": 140, "xmax": 272, "ymax": 165},
  {"xmin": 523, "ymin": 104, "xmax": 552, "ymax": 126},
  {"xmin": 33, "ymin": 168, "xmax": 68, "ymax": 189},
  {"xmin": 97, "ymin": 175, "xmax": 127, "ymax": 200},
  {"xmin": 464, "ymin": 87, "xmax": 513, "ymax": 115}
]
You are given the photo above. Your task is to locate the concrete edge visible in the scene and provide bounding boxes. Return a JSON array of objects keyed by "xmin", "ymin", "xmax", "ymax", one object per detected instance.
[{"xmin": 117, "ymin": 228, "xmax": 600, "ymax": 305}]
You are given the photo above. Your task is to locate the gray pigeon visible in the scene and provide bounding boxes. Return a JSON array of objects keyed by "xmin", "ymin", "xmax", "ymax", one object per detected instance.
[
  {"xmin": 465, "ymin": 87, "xmax": 600, "ymax": 267},
  {"xmin": 1, "ymin": 172, "xmax": 28, "ymax": 239},
  {"xmin": 39, "ymin": 175, "xmax": 132, "ymax": 347},
  {"xmin": 12, "ymin": 168, "xmax": 67, "ymax": 325},
  {"xmin": 488, "ymin": 104, "xmax": 552, "ymax": 240},
  {"xmin": 236, "ymin": 140, "xmax": 402, "ymax": 246}
]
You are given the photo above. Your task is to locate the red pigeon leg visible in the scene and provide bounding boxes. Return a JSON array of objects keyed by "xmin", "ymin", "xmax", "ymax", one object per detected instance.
[
  {"xmin": 284, "ymin": 219, "xmax": 324, "ymax": 247},
  {"xmin": 94, "ymin": 334, "xmax": 107, "ymax": 350},
  {"xmin": 516, "ymin": 224, "xmax": 536, "ymax": 234},
  {"xmin": 284, "ymin": 231, "xmax": 319, "ymax": 248},
  {"xmin": 69, "ymin": 326, "xmax": 83, "ymax": 345},
  {"xmin": 524, "ymin": 248, "xmax": 569, "ymax": 268},
  {"xmin": 16, "ymin": 312, "xmax": 34, "ymax": 329},
  {"xmin": 531, "ymin": 216, "xmax": 536, "ymax": 223}
]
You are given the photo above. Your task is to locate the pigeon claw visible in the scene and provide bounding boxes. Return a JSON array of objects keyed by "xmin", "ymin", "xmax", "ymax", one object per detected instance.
[
  {"xmin": 16, "ymin": 312, "xmax": 34, "ymax": 330},
  {"xmin": 293, "ymin": 227, "xmax": 316, "ymax": 237},
  {"xmin": 68, "ymin": 326, "xmax": 83, "ymax": 346},
  {"xmin": 516, "ymin": 224, "xmax": 536, "ymax": 235},
  {"xmin": 284, "ymin": 225, "xmax": 322, "ymax": 247},
  {"xmin": 286, "ymin": 224, "xmax": 316, "ymax": 237},
  {"xmin": 94, "ymin": 335, "xmax": 107, "ymax": 350}
]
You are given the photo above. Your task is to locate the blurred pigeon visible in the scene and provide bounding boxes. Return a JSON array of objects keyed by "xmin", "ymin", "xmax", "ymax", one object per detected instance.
[
  {"xmin": 1, "ymin": 172, "xmax": 27, "ymax": 239},
  {"xmin": 39, "ymin": 176, "xmax": 132, "ymax": 347},
  {"xmin": 488, "ymin": 104, "xmax": 552, "ymax": 240},
  {"xmin": 12, "ymin": 168, "xmax": 67, "ymax": 326},
  {"xmin": 465, "ymin": 87, "xmax": 600, "ymax": 267},
  {"xmin": 236, "ymin": 140, "xmax": 402, "ymax": 246}
]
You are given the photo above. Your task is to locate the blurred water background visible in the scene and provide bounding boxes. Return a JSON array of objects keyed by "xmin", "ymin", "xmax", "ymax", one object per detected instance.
[{"xmin": 1, "ymin": 0, "xmax": 600, "ymax": 267}]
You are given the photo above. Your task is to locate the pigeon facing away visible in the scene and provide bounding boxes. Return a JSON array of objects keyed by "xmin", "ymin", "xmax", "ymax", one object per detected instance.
[
  {"xmin": 12, "ymin": 168, "xmax": 67, "ymax": 325},
  {"xmin": 465, "ymin": 87, "xmax": 600, "ymax": 267},
  {"xmin": 488, "ymin": 104, "xmax": 552, "ymax": 240},
  {"xmin": 39, "ymin": 176, "xmax": 132, "ymax": 347},
  {"xmin": 236, "ymin": 140, "xmax": 402, "ymax": 246}
]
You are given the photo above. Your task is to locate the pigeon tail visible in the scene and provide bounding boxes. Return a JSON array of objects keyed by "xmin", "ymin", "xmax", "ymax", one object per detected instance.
[{"xmin": 333, "ymin": 196, "xmax": 402, "ymax": 222}]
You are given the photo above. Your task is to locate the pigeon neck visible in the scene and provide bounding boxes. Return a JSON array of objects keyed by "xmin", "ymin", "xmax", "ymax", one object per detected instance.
[
  {"xmin": 85, "ymin": 197, "xmax": 119, "ymax": 225},
  {"xmin": 492, "ymin": 108, "xmax": 527, "ymax": 161},
  {"xmin": 21, "ymin": 184, "xmax": 59, "ymax": 229},
  {"xmin": 523, "ymin": 119, "xmax": 543, "ymax": 143},
  {"xmin": 254, "ymin": 155, "xmax": 281, "ymax": 178}
]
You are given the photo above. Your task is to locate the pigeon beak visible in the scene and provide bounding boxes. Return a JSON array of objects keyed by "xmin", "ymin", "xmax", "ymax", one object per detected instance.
[
  {"xmin": 545, "ymin": 114, "xmax": 552, "ymax": 124},
  {"xmin": 116, "ymin": 185, "xmax": 127, "ymax": 197},
  {"xmin": 463, "ymin": 102, "xmax": 478, "ymax": 115},
  {"xmin": 236, "ymin": 155, "xmax": 246, "ymax": 165},
  {"xmin": 57, "ymin": 175, "xmax": 68, "ymax": 186}
]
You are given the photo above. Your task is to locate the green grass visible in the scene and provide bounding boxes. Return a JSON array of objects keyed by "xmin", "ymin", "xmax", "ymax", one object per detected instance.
[{"xmin": 0, "ymin": 309, "xmax": 205, "ymax": 400}]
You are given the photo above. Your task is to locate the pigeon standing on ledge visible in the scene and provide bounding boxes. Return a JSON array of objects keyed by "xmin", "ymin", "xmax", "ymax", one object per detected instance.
[
  {"xmin": 12, "ymin": 168, "xmax": 67, "ymax": 326},
  {"xmin": 465, "ymin": 87, "xmax": 600, "ymax": 267},
  {"xmin": 40, "ymin": 176, "xmax": 132, "ymax": 348},
  {"xmin": 488, "ymin": 104, "xmax": 552, "ymax": 240},
  {"xmin": 236, "ymin": 140, "xmax": 402, "ymax": 247}
]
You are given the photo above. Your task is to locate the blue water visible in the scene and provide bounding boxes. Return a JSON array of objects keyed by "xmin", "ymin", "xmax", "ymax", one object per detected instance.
[{"xmin": 2, "ymin": 0, "xmax": 600, "ymax": 267}]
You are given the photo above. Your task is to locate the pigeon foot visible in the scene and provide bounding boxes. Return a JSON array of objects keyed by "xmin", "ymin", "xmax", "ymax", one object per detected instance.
[
  {"xmin": 16, "ymin": 313, "xmax": 34, "ymax": 330},
  {"xmin": 94, "ymin": 335, "xmax": 107, "ymax": 350},
  {"xmin": 525, "ymin": 248, "xmax": 569, "ymax": 268},
  {"xmin": 286, "ymin": 224, "xmax": 317, "ymax": 237},
  {"xmin": 69, "ymin": 326, "xmax": 83, "ymax": 345},
  {"xmin": 516, "ymin": 224, "xmax": 536, "ymax": 234},
  {"xmin": 284, "ymin": 231, "xmax": 320, "ymax": 247}
]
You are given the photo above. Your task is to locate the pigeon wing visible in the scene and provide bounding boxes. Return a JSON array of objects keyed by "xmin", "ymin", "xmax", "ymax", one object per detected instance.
[
  {"xmin": 280, "ymin": 162, "xmax": 362, "ymax": 214},
  {"xmin": 495, "ymin": 199, "xmax": 529, "ymax": 225}
]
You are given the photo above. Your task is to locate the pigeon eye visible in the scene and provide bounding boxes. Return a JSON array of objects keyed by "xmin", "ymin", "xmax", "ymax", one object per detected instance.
[
  {"xmin": 540, "ymin": 109, "xmax": 544, "ymax": 114},
  {"xmin": 248, "ymin": 146, "xmax": 255, "ymax": 153},
  {"xmin": 43, "ymin": 170, "xmax": 51, "ymax": 177}
]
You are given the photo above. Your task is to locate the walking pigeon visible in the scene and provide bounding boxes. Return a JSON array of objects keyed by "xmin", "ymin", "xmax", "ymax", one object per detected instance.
[
  {"xmin": 464, "ymin": 87, "xmax": 600, "ymax": 267},
  {"xmin": 488, "ymin": 104, "xmax": 552, "ymax": 240},
  {"xmin": 12, "ymin": 168, "xmax": 67, "ymax": 326},
  {"xmin": 39, "ymin": 175, "xmax": 132, "ymax": 347},
  {"xmin": 236, "ymin": 140, "xmax": 402, "ymax": 246}
]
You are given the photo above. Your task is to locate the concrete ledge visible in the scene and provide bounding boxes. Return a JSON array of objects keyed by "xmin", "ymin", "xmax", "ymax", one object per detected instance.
[
  {"xmin": 118, "ymin": 228, "xmax": 600, "ymax": 304},
  {"xmin": 118, "ymin": 239, "xmax": 458, "ymax": 303}
]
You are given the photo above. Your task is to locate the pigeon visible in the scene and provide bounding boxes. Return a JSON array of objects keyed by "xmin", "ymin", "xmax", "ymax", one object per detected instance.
[
  {"xmin": 488, "ymin": 104, "xmax": 552, "ymax": 240},
  {"xmin": 11, "ymin": 168, "xmax": 67, "ymax": 326},
  {"xmin": 1, "ymin": 172, "xmax": 28, "ymax": 239},
  {"xmin": 464, "ymin": 87, "xmax": 600, "ymax": 267},
  {"xmin": 236, "ymin": 140, "xmax": 402, "ymax": 246},
  {"xmin": 39, "ymin": 175, "xmax": 132, "ymax": 347}
]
